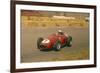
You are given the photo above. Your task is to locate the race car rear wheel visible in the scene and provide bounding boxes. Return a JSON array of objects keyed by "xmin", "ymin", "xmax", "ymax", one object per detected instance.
[
  {"xmin": 54, "ymin": 41, "xmax": 61, "ymax": 51},
  {"xmin": 37, "ymin": 37, "xmax": 43, "ymax": 50},
  {"xmin": 67, "ymin": 36, "xmax": 72, "ymax": 47}
]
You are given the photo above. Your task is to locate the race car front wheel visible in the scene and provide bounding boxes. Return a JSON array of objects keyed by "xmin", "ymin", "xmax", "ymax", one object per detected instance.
[
  {"xmin": 54, "ymin": 41, "xmax": 61, "ymax": 51},
  {"xmin": 37, "ymin": 37, "xmax": 43, "ymax": 50}
]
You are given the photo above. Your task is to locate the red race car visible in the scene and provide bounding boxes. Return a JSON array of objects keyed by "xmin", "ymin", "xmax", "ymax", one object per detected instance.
[{"xmin": 37, "ymin": 30, "xmax": 72, "ymax": 51}]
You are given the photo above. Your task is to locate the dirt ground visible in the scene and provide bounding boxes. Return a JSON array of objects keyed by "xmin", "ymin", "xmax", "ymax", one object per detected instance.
[{"xmin": 21, "ymin": 26, "xmax": 89, "ymax": 63}]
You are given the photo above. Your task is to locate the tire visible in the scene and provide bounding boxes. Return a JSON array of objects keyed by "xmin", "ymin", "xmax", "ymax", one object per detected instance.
[
  {"xmin": 37, "ymin": 37, "xmax": 43, "ymax": 50},
  {"xmin": 67, "ymin": 36, "xmax": 72, "ymax": 47},
  {"xmin": 54, "ymin": 41, "xmax": 61, "ymax": 51}
]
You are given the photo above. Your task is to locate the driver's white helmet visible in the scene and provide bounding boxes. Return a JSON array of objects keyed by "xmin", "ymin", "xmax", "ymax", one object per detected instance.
[
  {"xmin": 58, "ymin": 30, "xmax": 63, "ymax": 34},
  {"xmin": 58, "ymin": 30, "xmax": 62, "ymax": 33}
]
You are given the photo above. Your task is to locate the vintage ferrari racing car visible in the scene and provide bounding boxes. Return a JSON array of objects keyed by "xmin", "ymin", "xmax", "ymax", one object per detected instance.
[{"xmin": 37, "ymin": 30, "xmax": 72, "ymax": 51}]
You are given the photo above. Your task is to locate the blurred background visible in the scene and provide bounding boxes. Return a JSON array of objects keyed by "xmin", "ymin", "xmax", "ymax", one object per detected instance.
[{"xmin": 21, "ymin": 10, "xmax": 89, "ymax": 28}]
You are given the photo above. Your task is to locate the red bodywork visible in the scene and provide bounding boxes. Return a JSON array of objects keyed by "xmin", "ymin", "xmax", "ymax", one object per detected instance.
[{"xmin": 41, "ymin": 33, "xmax": 68, "ymax": 49}]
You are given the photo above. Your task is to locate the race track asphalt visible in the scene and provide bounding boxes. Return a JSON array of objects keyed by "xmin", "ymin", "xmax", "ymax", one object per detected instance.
[{"xmin": 21, "ymin": 26, "xmax": 89, "ymax": 63}]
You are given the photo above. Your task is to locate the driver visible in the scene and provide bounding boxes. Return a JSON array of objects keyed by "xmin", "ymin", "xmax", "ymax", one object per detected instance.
[{"xmin": 58, "ymin": 30, "xmax": 64, "ymax": 35}]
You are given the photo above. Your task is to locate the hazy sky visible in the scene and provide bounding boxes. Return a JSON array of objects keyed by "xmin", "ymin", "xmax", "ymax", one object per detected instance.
[{"xmin": 21, "ymin": 10, "xmax": 89, "ymax": 18}]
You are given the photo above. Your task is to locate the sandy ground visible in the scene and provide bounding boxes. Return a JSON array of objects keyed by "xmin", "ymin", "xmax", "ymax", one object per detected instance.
[{"xmin": 21, "ymin": 26, "xmax": 89, "ymax": 63}]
